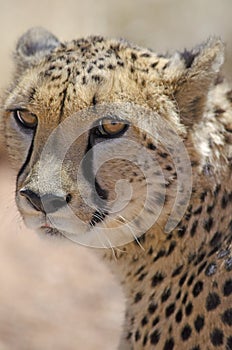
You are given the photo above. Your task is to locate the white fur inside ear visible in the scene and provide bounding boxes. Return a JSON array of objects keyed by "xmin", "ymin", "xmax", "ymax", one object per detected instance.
[
  {"xmin": 164, "ymin": 52, "xmax": 186, "ymax": 76},
  {"xmin": 167, "ymin": 39, "xmax": 224, "ymax": 76},
  {"xmin": 192, "ymin": 38, "xmax": 225, "ymax": 74},
  {"xmin": 211, "ymin": 48, "xmax": 224, "ymax": 73}
]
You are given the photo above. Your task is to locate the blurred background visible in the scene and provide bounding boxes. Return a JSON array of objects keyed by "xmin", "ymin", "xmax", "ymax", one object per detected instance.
[{"xmin": 0, "ymin": 0, "xmax": 231, "ymax": 349}]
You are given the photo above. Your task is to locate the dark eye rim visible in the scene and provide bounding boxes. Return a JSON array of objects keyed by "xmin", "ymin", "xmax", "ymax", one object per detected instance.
[
  {"xmin": 95, "ymin": 117, "xmax": 129, "ymax": 138},
  {"xmin": 12, "ymin": 109, "xmax": 38, "ymax": 130}
]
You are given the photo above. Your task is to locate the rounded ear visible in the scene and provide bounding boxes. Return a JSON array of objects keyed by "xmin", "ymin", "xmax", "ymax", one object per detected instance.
[
  {"xmin": 166, "ymin": 38, "xmax": 225, "ymax": 127},
  {"xmin": 14, "ymin": 27, "xmax": 60, "ymax": 74}
]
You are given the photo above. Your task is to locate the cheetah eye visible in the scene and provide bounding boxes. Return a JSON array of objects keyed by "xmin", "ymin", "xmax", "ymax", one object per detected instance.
[
  {"xmin": 13, "ymin": 110, "xmax": 38, "ymax": 130},
  {"xmin": 98, "ymin": 117, "xmax": 128, "ymax": 137}
]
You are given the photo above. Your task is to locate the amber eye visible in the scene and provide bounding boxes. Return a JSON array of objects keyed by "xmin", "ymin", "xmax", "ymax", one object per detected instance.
[
  {"xmin": 99, "ymin": 118, "xmax": 128, "ymax": 137},
  {"xmin": 14, "ymin": 110, "xmax": 38, "ymax": 129}
]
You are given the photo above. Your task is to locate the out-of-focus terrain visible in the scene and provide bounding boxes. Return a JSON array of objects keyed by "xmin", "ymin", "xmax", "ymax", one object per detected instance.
[
  {"xmin": 0, "ymin": 165, "xmax": 123, "ymax": 350},
  {"xmin": 0, "ymin": 0, "xmax": 231, "ymax": 349}
]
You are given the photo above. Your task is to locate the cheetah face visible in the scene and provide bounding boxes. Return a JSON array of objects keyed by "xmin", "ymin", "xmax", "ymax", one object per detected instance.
[
  {"xmin": 2, "ymin": 28, "xmax": 223, "ymax": 248},
  {"xmin": 5, "ymin": 100, "xmax": 176, "ymax": 248}
]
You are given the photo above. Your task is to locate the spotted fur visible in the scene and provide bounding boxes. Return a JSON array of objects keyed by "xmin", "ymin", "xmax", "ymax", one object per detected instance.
[{"xmin": 1, "ymin": 28, "xmax": 232, "ymax": 349}]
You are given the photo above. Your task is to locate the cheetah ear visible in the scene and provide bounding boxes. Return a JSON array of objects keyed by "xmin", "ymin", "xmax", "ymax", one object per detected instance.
[
  {"xmin": 168, "ymin": 38, "xmax": 225, "ymax": 127},
  {"xmin": 14, "ymin": 27, "xmax": 60, "ymax": 74}
]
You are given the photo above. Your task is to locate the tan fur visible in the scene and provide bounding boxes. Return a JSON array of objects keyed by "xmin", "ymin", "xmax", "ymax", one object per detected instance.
[{"xmin": 1, "ymin": 28, "xmax": 232, "ymax": 349}]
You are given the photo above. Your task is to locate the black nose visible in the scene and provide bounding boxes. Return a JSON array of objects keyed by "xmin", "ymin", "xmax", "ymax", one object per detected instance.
[{"xmin": 19, "ymin": 188, "xmax": 71, "ymax": 214}]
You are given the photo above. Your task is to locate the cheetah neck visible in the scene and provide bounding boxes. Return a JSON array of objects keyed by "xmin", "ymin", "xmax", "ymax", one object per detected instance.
[{"xmin": 101, "ymin": 171, "xmax": 232, "ymax": 349}]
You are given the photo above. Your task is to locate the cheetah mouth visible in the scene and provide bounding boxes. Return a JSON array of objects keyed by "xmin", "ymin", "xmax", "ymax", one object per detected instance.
[{"xmin": 40, "ymin": 226, "xmax": 66, "ymax": 238}]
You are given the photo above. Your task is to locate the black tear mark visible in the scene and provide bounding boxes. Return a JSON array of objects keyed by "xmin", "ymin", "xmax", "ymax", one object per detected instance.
[{"xmin": 82, "ymin": 126, "xmax": 108, "ymax": 213}]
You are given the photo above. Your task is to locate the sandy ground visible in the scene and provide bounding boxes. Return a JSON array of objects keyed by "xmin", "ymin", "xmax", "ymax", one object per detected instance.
[{"xmin": 0, "ymin": 1, "xmax": 231, "ymax": 349}]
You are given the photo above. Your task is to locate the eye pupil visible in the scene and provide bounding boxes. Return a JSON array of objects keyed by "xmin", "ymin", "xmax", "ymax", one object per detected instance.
[{"xmin": 99, "ymin": 118, "xmax": 128, "ymax": 137}]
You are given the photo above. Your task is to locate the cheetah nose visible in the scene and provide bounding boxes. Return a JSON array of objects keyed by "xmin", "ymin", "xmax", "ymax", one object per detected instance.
[{"xmin": 19, "ymin": 188, "xmax": 71, "ymax": 214}]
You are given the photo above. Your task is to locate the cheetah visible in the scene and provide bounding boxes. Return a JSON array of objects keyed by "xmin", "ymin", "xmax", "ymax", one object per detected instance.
[{"xmin": 1, "ymin": 27, "xmax": 232, "ymax": 349}]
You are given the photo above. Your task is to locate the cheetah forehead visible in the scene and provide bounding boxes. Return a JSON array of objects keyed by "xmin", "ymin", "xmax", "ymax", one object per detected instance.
[{"xmin": 5, "ymin": 29, "xmax": 228, "ymax": 157}]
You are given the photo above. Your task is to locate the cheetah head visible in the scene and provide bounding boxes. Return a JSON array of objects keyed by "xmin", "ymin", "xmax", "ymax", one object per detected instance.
[{"xmin": 2, "ymin": 28, "xmax": 224, "ymax": 248}]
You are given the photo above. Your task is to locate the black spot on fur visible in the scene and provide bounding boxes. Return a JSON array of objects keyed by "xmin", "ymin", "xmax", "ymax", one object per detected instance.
[
  {"xmin": 150, "ymin": 329, "xmax": 160, "ymax": 345},
  {"xmin": 175, "ymin": 309, "xmax": 183, "ymax": 323},
  {"xmin": 197, "ymin": 261, "xmax": 207, "ymax": 275},
  {"xmin": 153, "ymin": 249, "xmax": 166, "ymax": 262},
  {"xmin": 210, "ymin": 328, "xmax": 224, "ymax": 346},
  {"xmin": 179, "ymin": 272, "xmax": 188, "ymax": 287},
  {"xmin": 182, "ymin": 292, "xmax": 188, "ymax": 305},
  {"xmin": 221, "ymin": 308, "xmax": 232, "ymax": 326},
  {"xmin": 150, "ymin": 61, "xmax": 158, "ymax": 68},
  {"xmin": 147, "ymin": 142, "xmax": 157, "ymax": 150},
  {"xmin": 207, "ymin": 246, "xmax": 220, "ymax": 258},
  {"xmin": 91, "ymin": 74, "xmax": 102, "ymax": 83},
  {"xmin": 135, "ymin": 330, "xmax": 141, "ymax": 342},
  {"xmin": 159, "ymin": 152, "xmax": 168, "ymax": 158},
  {"xmin": 138, "ymin": 272, "xmax": 148, "ymax": 281},
  {"xmin": 161, "ymin": 287, "xmax": 172, "ymax": 303},
  {"xmin": 59, "ymin": 87, "xmax": 68, "ymax": 117},
  {"xmin": 187, "ymin": 274, "xmax": 195, "ymax": 286},
  {"xmin": 221, "ymin": 192, "xmax": 231, "ymax": 209},
  {"xmin": 117, "ymin": 61, "xmax": 124, "ymax": 67},
  {"xmin": 166, "ymin": 241, "xmax": 176, "ymax": 256},
  {"xmin": 200, "ymin": 191, "xmax": 207, "ymax": 202},
  {"xmin": 107, "ymin": 64, "xmax": 115, "ymax": 70},
  {"xmin": 165, "ymin": 303, "xmax": 175, "ymax": 318},
  {"xmin": 131, "ymin": 52, "xmax": 137, "ymax": 61},
  {"xmin": 126, "ymin": 331, "xmax": 132, "ymax": 340},
  {"xmin": 152, "ymin": 316, "xmax": 160, "ymax": 327},
  {"xmin": 194, "ymin": 252, "xmax": 206, "ymax": 266},
  {"xmin": 140, "ymin": 52, "xmax": 151, "ymax": 58},
  {"xmin": 92, "ymin": 94, "xmax": 97, "ymax": 105},
  {"xmin": 141, "ymin": 316, "xmax": 148, "ymax": 326},
  {"xmin": 226, "ymin": 336, "xmax": 232, "ymax": 350},
  {"xmin": 143, "ymin": 333, "xmax": 148, "ymax": 346},
  {"xmin": 185, "ymin": 302, "xmax": 193, "ymax": 316},
  {"xmin": 134, "ymin": 292, "xmax": 143, "ymax": 303},
  {"xmin": 148, "ymin": 302, "xmax": 158, "ymax": 314},
  {"xmin": 223, "ymin": 279, "xmax": 232, "ymax": 296},
  {"xmin": 151, "ymin": 272, "xmax": 165, "ymax": 288},
  {"xmin": 214, "ymin": 184, "xmax": 221, "ymax": 196},
  {"xmin": 210, "ymin": 231, "xmax": 222, "ymax": 247},
  {"xmin": 194, "ymin": 315, "xmax": 205, "ymax": 333},
  {"xmin": 165, "ymin": 165, "xmax": 173, "ymax": 171},
  {"xmin": 163, "ymin": 338, "xmax": 175, "ymax": 350},
  {"xmin": 172, "ymin": 265, "xmax": 184, "ymax": 277},
  {"xmin": 192, "ymin": 281, "xmax": 203, "ymax": 297},
  {"xmin": 207, "ymin": 203, "xmax": 215, "ymax": 214},
  {"xmin": 181, "ymin": 324, "xmax": 192, "ymax": 341},
  {"xmin": 87, "ymin": 65, "xmax": 93, "ymax": 73},
  {"xmin": 203, "ymin": 217, "xmax": 214, "ymax": 232},
  {"xmin": 206, "ymin": 292, "xmax": 221, "ymax": 311},
  {"xmin": 193, "ymin": 206, "xmax": 202, "ymax": 215},
  {"xmin": 178, "ymin": 226, "xmax": 186, "ymax": 238},
  {"xmin": 190, "ymin": 220, "xmax": 198, "ymax": 237}
]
